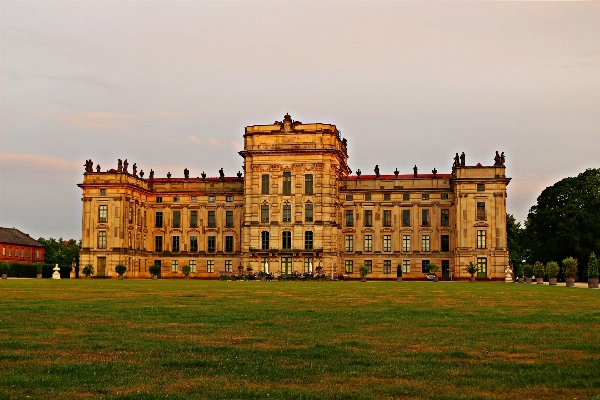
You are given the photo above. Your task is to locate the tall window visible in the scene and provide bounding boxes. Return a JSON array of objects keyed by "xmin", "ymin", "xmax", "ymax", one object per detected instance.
[
  {"xmin": 421, "ymin": 260, "xmax": 430, "ymax": 273},
  {"xmin": 383, "ymin": 235, "xmax": 392, "ymax": 252},
  {"xmin": 207, "ymin": 260, "xmax": 214, "ymax": 273},
  {"xmin": 477, "ymin": 230, "xmax": 486, "ymax": 249},
  {"xmin": 345, "ymin": 235, "xmax": 354, "ymax": 252},
  {"xmin": 364, "ymin": 260, "xmax": 372, "ymax": 273},
  {"xmin": 441, "ymin": 209, "xmax": 449, "ymax": 226},
  {"xmin": 190, "ymin": 211, "xmax": 198, "ymax": 228},
  {"xmin": 305, "ymin": 203, "xmax": 313, "ymax": 222},
  {"xmin": 305, "ymin": 174, "xmax": 313, "ymax": 194},
  {"xmin": 441, "ymin": 235, "xmax": 450, "ymax": 252},
  {"xmin": 345, "ymin": 210, "xmax": 354, "ymax": 227},
  {"xmin": 304, "ymin": 257, "xmax": 313, "ymax": 272},
  {"xmin": 422, "ymin": 235, "xmax": 430, "ymax": 252},
  {"xmin": 402, "ymin": 210, "xmax": 410, "ymax": 226},
  {"xmin": 281, "ymin": 257, "xmax": 292, "ymax": 274},
  {"xmin": 225, "ymin": 260, "xmax": 232, "ymax": 272},
  {"xmin": 421, "ymin": 209, "xmax": 430, "ymax": 226},
  {"xmin": 207, "ymin": 236, "xmax": 216, "ymax": 252},
  {"xmin": 283, "ymin": 172, "xmax": 292, "ymax": 194},
  {"xmin": 383, "ymin": 260, "xmax": 392, "ymax": 274},
  {"xmin": 154, "ymin": 236, "xmax": 162, "ymax": 252},
  {"xmin": 208, "ymin": 211, "xmax": 216, "ymax": 227},
  {"xmin": 345, "ymin": 260, "xmax": 354, "ymax": 274},
  {"xmin": 261, "ymin": 205, "xmax": 269, "ymax": 223},
  {"xmin": 99, "ymin": 205, "xmax": 107, "ymax": 222},
  {"xmin": 304, "ymin": 231, "xmax": 313, "ymax": 250},
  {"xmin": 172, "ymin": 236, "xmax": 180, "ymax": 252},
  {"xmin": 154, "ymin": 212, "xmax": 163, "ymax": 228},
  {"xmin": 171, "ymin": 260, "xmax": 178, "ymax": 273},
  {"xmin": 261, "ymin": 174, "xmax": 270, "ymax": 194},
  {"xmin": 190, "ymin": 236, "xmax": 198, "ymax": 252},
  {"xmin": 402, "ymin": 235, "xmax": 411, "ymax": 252},
  {"xmin": 173, "ymin": 211, "xmax": 181, "ymax": 228},
  {"xmin": 477, "ymin": 202, "xmax": 486, "ymax": 220},
  {"xmin": 282, "ymin": 204, "xmax": 291, "ymax": 222},
  {"xmin": 98, "ymin": 231, "xmax": 107, "ymax": 249},
  {"xmin": 364, "ymin": 235, "xmax": 372, "ymax": 252},
  {"xmin": 383, "ymin": 210, "xmax": 392, "ymax": 227},
  {"xmin": 226, "ymin": 211, "xmax": 234, "ymax": 227},
  {"xmin": 282, "ymin": 231, "xmax": 292, "ymax": 250},
  {"xmin": 402, "ymin": 260, "xmax": 411, "ymax": 273},
  {"xmin": 260, "ymin": 258, "xmax": 268, "ymax": 272},
  {"xmin": 261, "ymin": 231, "xmax": 270, "ymax": 250},
  {"xmin": 128, "ymin": 207, "xmax": 133, "ymax": 223},
  {"xmin": 189, "ymin": 260, "xmax": 196, "ymax": 273},
  {"xmin": 364, "ymin": 210, "xmax": 373, "ymax": 227},
  {"xmin": 477, "ymin": 258, "xmax": 487, "ymax": 278},
  {"xmin": 225, "ymin": 236, "xmax": 233, "ymax": 252}
]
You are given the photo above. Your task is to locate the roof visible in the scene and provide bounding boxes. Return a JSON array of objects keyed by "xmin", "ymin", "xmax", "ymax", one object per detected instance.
[
  {"xmin": 343, "ymin": 174, "xmax": 453, "ymax": 180},
  {"xmin": 0, "ymin": 228, "xmax": 44, "ymax": 247}
]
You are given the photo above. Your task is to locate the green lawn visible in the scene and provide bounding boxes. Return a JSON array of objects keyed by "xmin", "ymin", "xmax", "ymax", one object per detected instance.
[{"xmin": 0, "ymin": 280, "xmax": 599, "ymax": 399}]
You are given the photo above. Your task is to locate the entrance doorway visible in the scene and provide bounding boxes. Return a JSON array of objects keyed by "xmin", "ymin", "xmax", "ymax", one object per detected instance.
[
  {"xmin": 97, "ymin": 257, "xmax": 106, "ymax": 277},
  {"xmin": 442, "ymin": 260, "xmax": 450, "ymax": 279},
  {"xmin": 281, "ymin": 257, "xmax": 292, "ymax": 274}
]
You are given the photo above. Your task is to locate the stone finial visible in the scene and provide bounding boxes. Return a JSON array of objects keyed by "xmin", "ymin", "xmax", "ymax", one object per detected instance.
[
  {"xmin": 432, "ymin": 167, "xmax": 437, "ymax": 178},
  {"xmin": 394, "ymin": 168, "xmax": 399, "ymax": 177},
  {"xmin": 184, "ymin": 168, "xmax": 189, "ymax": 179},
  {"xmin": 460, "ymin": 152, "xmax": 465, "ymax": 167},
  {"xmin": 201, "ymin": 171, "xmax": 206, "ymax": 180},
  {"xmin": 356, "ymin": 169, "xmax": 362, "ymax": 178},
  {"xmin": 413, "ymin": 165, "xmax": 418, "ymax": 177},
  {"xmin": 374, "ymin": 165, "xmax": 380, "ymax": 178}
]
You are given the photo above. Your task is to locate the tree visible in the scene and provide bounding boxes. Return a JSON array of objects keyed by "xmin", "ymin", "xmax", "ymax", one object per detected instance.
[
  {"xmin": 525, "ymin": 168, "xmax": 600, "ymax": 280},
  {"xmin": 506, "ymin": 213, "xmax": 526, "ymax": 269},
  {"xmin": 37, "ymin": 237, "xmax": 81, "ymax": 266}
]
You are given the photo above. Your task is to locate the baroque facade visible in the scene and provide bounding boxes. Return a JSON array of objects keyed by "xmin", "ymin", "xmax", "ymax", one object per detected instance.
[{"xmin": 79, "ymin": 114, "xmax": 510, "ymax": 280}]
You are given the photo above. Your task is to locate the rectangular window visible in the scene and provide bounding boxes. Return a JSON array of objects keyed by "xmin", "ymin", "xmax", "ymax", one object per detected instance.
[
  {"xmin": 26, "ymin": 249, "xmax": 30, "ymax": 259},
  {"xmin": 174, "ymin": 196, "xmax": 180, "ymax": 203},
  {"xmin": 345, "ymin": 194, "xmax": 353, "ymax": 201},
  {"xmin": 422, "ymin": 209, "xmax": 430, "ymax": 226},
  {"xmin": 345, "ymin": 260, "xmax": 353, "ymax": 274},
  {"xmin": 226, "ymin": 210, "xmax": 234, "ymax": 227},
  {"xmin": 364, "ymin": 235, "xmax": 372, "ymax": 252},
  {"xmin": 345, "ymin": 210, "xmax": 354, "ymax": 227},
  {"xmin": 261, "ymin": 231, "xmax": 270, "ymax": 250},
  {"xmin": 282, "ymin": 204, "xmax": 291, "ymax": 222},
  {"xmin": 305, "ymin": 174, "xmax": 313, "ymax": 194},
  {"xmin": 477, "ymin": 230, "xmax": 486, "ymax": 249},
  {"xmin": 261, "ymin": 205, "xmax": 269, "ymax": 223},
  {"xmin": 422, "ymin": 194, "xmax": 429, "ymax": 200},
  {"xmin": 384, "ymin": 193, "xmax": 391, "ymax": 201},
  {"xmin": 402, "ymin": 235, "xmax": 411, "ymax": 252},
  {"xmin": 304, "ymin": 231, "xmax": 313, "ymax": 250},
  {"xmin": 98, "ymin": 232, "xmax": 107, "ymax": 249},
  {"xmin": 225, "ymin": 236, "xmax": 233, "ymax": 252},
  {"xmin": 441, "ymin": 209, "xmax": 450, "ymax": 226},
  {"xmin": 207, "ymin": 260, "xmax": 214, "ymax": 273},
  {"xmin": 477, "ymin": 202, "xmax": 486, "ymax": 220},
  {"xmin": 189, "ymin": 260, "xmax": 196, "ymax": 273},
  {"xmin": 283, "ymin": 172, "xmax": 292, "ymax": 194},
  {"xmin": 190, "ymin": 211, "xmax": 198, "ymax": 228},
  {"xmin": 261, "ymin": 174, "xmax": 270, "ymax": 194},
  {"xmin": 207, "ymin": 236, "xmax": 216, "ymax": 252},
  {"xmin": 477, "ymin": 257, "xmax": 487, "ymax": 279},
  {"xmin": 190, "ymin": 236, "xmax": 198, "ymax": 252},
  {"xmin": 226, "ymin": 196, "xmax": 233, "ymax": 202},
  {"xmin": 345, "ymin": 235, "xmax": 354, "ymax": 252},
  {"xmin": 191, "ymin": 196, "xmax": 198, "ymax": 202},
  {"xmin": 155, "ymin": 212, "xmax": 163, "ymax": 228},
  {"xmin": 260, "ymin": 257, "xmax": 268, "ymax": 272},
  {"xmin": 383, "ymin": 210, "xmax": 392, "ymax": 227},
  {"xmin": 304, "ymin": 257, "xmax": 313, "ymax": 273},
  {"xmin": 99, "ymin": 205, "xmax": 108, "ymax": 222},
  {"xmin": 156, "ymin": 197, "xmax": 162, "ymax": 203},
  {"xmin": 305, "ymin": 203, "xmax": 313, "ymax": 222},
  {"xmin": 422, "ymin": 260, "xmax": 430, "ymax": 273},
  {"xmin": 364, "ymin": 210, "xmax": 373, "ymax": 227},
  {"xmin": 225, "ymin": 260, "xmax": 232, "ymax": 272},
  {"xmin": 441, "ymin": 235, "xmax": 450, "ymax": 252},
  {"xmin": 100, "ymin": 189, "xmax": 107, "ymax": 196},
  {"xmin": 402, "ymin": 209, "xmax": 411, "ymax": 226},
  {"xmin": 129, "ymin": 207, "xmax": 133, "ymax": 223},
  {"xmin": 208, "ymin": 211, "xmax": 216, "ymax": 227},
  {"xmin": 477, "ymin": 184, "xmax": 485, "ymax": 192},
  {"xmin": 2, "ymin": 247, "xmax": 5, "ymax": 256},
  {"xmin": 281, "ymin": 257, "xmax": 292, "ymax": 274},
  {"xmin": 36, "ymin": 249, "xmax": 39, "ymax": 259},
  {"xmin": 422, "ymin": 235, "xmax": 430, "ymax": 252},
  {"xmin": 172, "ymin": 211, "xmax": 181, "ymax": 228},
  {"xmin": 154, "ymin": 236, "xmax": 162, "ymax": 252},
  {"xmin": 402, "ymin": 260, "xmax": 411, "ymax": 273},
  {"xmin": 172, "ymin": 236, "xmax": 180, "ymax": 252},
  {"xmin": 441, "ymin": 193, "xmax": 449, "ymax": 200},
  {"xmin": 364, "ymin": 260, "xmax": 372, "ymax": 273},
  {"xmin": 383, "ymin": 235, "xmax": 392, "ymax": 252},
  {"xmin": 171, "ymin": 260, "xmax": 178, "ymax": 273},
  {"xmin": 282, "ymin": 231, "xmax": 291, "ymax": 250},
  {"xmin": 208, "ymin": 196, "xmax": 215, "ymax": 203},
  {"xmin": 365, "ymin": 193, "xmax": 371, "ymax": 201},
  {"xmin": 403, "ymin": 193, "xmax": 410, "ymax": 201},
  {"xmin": 383, "ymin": 260, "xmax": 392, "ymax": 274}
]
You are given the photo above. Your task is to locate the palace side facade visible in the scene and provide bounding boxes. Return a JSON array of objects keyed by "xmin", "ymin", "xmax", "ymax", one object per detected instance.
[{"xmin": 78, "ymin": 114, "xmax": 511, "ymax": 280}]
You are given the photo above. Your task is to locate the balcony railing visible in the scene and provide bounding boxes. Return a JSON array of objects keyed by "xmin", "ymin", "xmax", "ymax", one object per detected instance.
[{"xmin": 249, "ymin": 247, "xmax": 323, "ymax": 253}]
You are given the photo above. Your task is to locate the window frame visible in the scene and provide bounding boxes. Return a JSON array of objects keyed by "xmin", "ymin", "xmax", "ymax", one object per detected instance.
[
  {"xmin": 364, "ymin": 210, "xmax": 373, "ymax": 227},
  {"xmin": 441, "ymin": 235, "xmax": 450, "ymax": 252},
  {"xmin": 261, "ymin": 205, "xmax": 269, "ymax": 223},
  {"xmin": 402, "ymin": 209, "xmax": 411, "ymax": 227},
  {"xmin": 345, "ymin": 260, "xmax": 354, "ymax": 274},
  {"xmin": 190, "ymin": 211, "xmax": 198, "ymax": 228},
  {"xmin": 441, "ymin": 209, "xmax": 450, "ymax": 226},
  {"xmin": 98, "ymin": 205, "xmax": 108, "ymax": 222},
  {"xmin": 402, "ymin": 260, "xmax": 411, "ymax": 273},
  {"xmin": 305, "ymin": 174, "xmax": 313, "ymax": 194},
  {"xmin": 261, "ymin": 231, "xmax": 270, "ymax": 250},
  {"xmin": 190, "ymin": 235, "xmax": 198, "ymax": 252},
  {"xmin": 345, "ymin": 235, "xmax": 354, "ymax": 252},
  {"xmin": 154, "ymin": 236, "xmax": 162, "ymax": 252},
  {"xmin": 225, "ymin": 236, "xmax": 234, "ymax": 252},
  {"xmin": 282, "ymin": 204, "xmax": 291, "ymax": 223},
  {"xmin": 155, "ymin": 212, "xmax": 163, "ymax": 228},
  {"xmin": 383, "ymin": 260, "xmax": 392, "ymax": 274},
  {"xmin": 422, "ymin": 235, "xmax": 430, "ymax": 252},
  {"xmin": 282, "ymin": 231, "xmax": 292, "ymax": 250},
  {"xmin": 402, "ymin": 235, "xmax": 411, "ymax": 252},
  {"xmin": 172, "ymin": 211, "xmax": 181, "ymax": 228},
  {"xmin": 207, "ymin": 236, "xmax": 216, "ymax": 253},
  {"xmin": 282, "ymin": 171, "xmax": 292, "ymax": 194},
  {"xmin": 421, "ymin": 209, "xmax": 430, "ymax": 226},
  {"xmin": 171, "ymin": 260, "xmax": 179, "ymax": 273},
  {"xmin": 172, "ymin": 236, "xmax": 180, "ymax": 252},
  {"xmin": 208, "ymin": 211, "xmax": 216, "ymax": 227},
  {"xmin": 383, "ymin": 210, "xmax": 392, "ymax": 227},
  {"xmin": 261, "ymin": 174, "xmax": 270, "ymax": 194},
  {"xmin": 98, "ymin": 231, "xmax": 107, "ymax": 249},
  {"xmin": 304, "ymin": 231, "xmax": 313, "ymax": 250},
  {"xmin": 383, "ymin": 235, "xmax": 392, "ymax": 252},
  {"xmin": 207, "ymin": 260, "xmax": 214, "ymax": 273},
  {"xmin": 364, "ymin": 235, "xmax": 373, "ymax": 252},
  {"xmin": 345, "ymin": 210, "xmax": 354, "ymax": 227},
  {"xmin": 364, "ymin": 260, "xmax": 372, "ymax": 273},
  {"xmin": 305, "ymin": 203, "xmax": 313, "ymax": 222},
  {"xmin": 226, "ymin": 210, "xmax": 234, "ymax": 227},
  {"xmin": 477, "ymin": 230, "xmax": 486, "ymax": 249},
  {"xmin": 477, "ymin": 202, "xmax": 486, "ymax": 220}
]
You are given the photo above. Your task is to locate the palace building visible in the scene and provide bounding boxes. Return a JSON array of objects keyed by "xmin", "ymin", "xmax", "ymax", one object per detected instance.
[{"xmin": 78, "ymin": 114, "xmax": 510, "ymax": 280}]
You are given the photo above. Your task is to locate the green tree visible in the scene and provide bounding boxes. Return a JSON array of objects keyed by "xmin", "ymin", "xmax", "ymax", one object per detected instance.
[
  {"xmin": 506, "ymin": 213, "xmax": 526, "ymax": 270},
  {"xmin": 37, "ymin": 237, "xmax": 81, "ymax": 266}
]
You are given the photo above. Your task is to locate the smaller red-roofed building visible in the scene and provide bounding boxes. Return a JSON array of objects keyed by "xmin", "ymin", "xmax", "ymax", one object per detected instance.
[{"xmin": 0, "ymin": 228, "xmax": 45, "ymax": 264}]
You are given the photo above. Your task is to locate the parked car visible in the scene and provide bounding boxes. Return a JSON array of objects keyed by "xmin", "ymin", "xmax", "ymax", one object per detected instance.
[{"xmin": 425, "ymin": 274, "xmax": 437, "ymax": 281}]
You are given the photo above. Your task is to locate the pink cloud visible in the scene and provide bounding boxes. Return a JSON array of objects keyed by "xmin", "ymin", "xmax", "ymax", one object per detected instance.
[
  {"xmin": 188, "ymin": 136, "xmax": 201, "ymax": 144},
  {"xmin": 209, "ymin": 137, "xmax": 222, "ymax": 146}
]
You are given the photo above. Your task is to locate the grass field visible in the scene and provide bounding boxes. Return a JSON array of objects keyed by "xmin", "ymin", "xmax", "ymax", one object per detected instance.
[{"xmin": 0, "ymin": 280, "xmax": 599, "ymax": 400}]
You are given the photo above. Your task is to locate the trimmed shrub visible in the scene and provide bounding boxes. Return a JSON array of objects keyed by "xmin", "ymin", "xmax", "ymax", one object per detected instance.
[
  {"xmin": 82, "ymin": 265, "xmax": 94, "ymax": 277},
  {"xmin": 546, "ymin": 261, "xmax": 559, "ymax": 278},
  {"xmin": 532, "ymin": 262, "xmax": 545, "ymax": 278},
  {"xmin": 522, "ymin": 264, "xmax": 533, "ymax": 278},
  {"xmin": 8, "ymin": 263, "xmax": 37, "ymax": 278},
  {"xmin": 588, "ymin": 252, "xmax": 599, "ymax": 279},
  {"xmin": 562, "ymin": 257, "xmax": 578, "ymax": 279},
  {"xmin": 181, "ymin": 265, "xmax": 191, "ymax": 276},
  {"xmin": 115, "ymin": 264, "xmax": 127, "ymax": 275},
  {"xmin": 149, "ymin": 264, "xmax": 161, "ymax": 276},
  {"xmin": 0, "ymin": 262, "xmax": 11, "ymax": 275},
  {"xmin": 359, "ymin": 265, "xmax": 369, "ymax": 277},
  {"xmin": 463, "ymin": 262, "xmax": 478, "ymax": 277}
]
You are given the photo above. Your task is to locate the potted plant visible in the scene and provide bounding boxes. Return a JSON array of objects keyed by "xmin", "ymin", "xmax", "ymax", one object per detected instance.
[
  {"xmin": 546, "ymin": 261, "xmax": 559, "ymax": 285},
  {"xmin": 115, "ymin": 264, "xmax": 127, "ymax": 280},
  {"xmin": 0, "ymin": 262, "xmax": 10, "ymax": 279},
  {"xmin": 182, "ymin": 265, "xmax": 191, "ymax": 279},
  {"xmin": 522, "ymin": 264, "xmax": 533, "ymax": 283},
  {"xmin": 533, "ymin": 262, "xmax": 545, "ymax": 284},
  {"xmin": 359, "ymin": 265, "xmax": 369, "ymax": 282},
  {"xmin": 562, "ymin": 257, "xmax": 578, "ymax": 287},
  {"xmin": 463, "ymin": 262, "xmax": 479, "ymax": 282},
  {"xmin": 587, "ymin": 252, "xmax": 598, "ymax": 289},
  {"xmin": 82, "ymin": 264, "xmax": 93, "ymax": 279},
  {"xmin": 149, "ymin": 264, "xmax": 161, "ymax": 280},
  {"xmin": 427, "ymin": 263, "xmax": 440, "ymax": 282},
  {"xmin": 36, "ymin": 263, "xmax": 43, "ymax": 279}
]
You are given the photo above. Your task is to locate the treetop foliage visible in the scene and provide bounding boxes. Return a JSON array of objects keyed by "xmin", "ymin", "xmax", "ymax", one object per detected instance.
[{"xmin": 37, "ymin": 237, "xmax": 81, "ymax": 266}]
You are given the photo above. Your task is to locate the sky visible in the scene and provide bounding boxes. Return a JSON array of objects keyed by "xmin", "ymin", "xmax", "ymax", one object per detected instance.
[{"xmin": 1, "ymin": 1, "xmax": 599, "ymax": 240}]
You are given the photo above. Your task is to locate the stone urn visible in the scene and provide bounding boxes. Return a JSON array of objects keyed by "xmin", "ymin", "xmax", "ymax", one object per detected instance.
[
  {"xmin": 37, "ymin": 274, "xmax": 42, "ymax": 279},
  {"xmin": 184, "ymin": 275, "xmax": 189, "ymax": 280},
  {"xmin": 361, "ymin": 277, "xmax": 367, "ymax": 282},
  {"xmin": 518, "ymin": 277, "xmax": 524, "ymax": 283},
  {"xmin": 397, "ymin": 277, "xmax": 402, "ymax": 282},
  {"xmin": 469, "ymin": 276, "xmax": 476, "ymax": 283},
  {"xmin": 1, "ymin": 274, "xmax": 7, "ymax": 279},
  {"xmin": 565, "ymin": 277, "xmax": 575, "ymax": 287},
  {"xmin": 525, "ymin": 277, "xmax": 532, "ymax": 284},
  {"xmin": 118, "ymin": 275, "xmax": 124, "ymax": 280},
  {"xmin": 261, "ymin": 277, "xmax": 266, "ymax": 282},
  {"xmin": 152, "ymin": 275, "xmax": 158, "ymax": 280},
  {"xmin": 433, "ymin": 276, "xmax": 438, "ymax": 282},
  {"xmin": 549, "ymin": 277, "xmax": 557, "ymax": 286},
  {"xmin": 536, "ymin": 277, "xmax": 544, "ymax": 284},
  {"xmin": 588, "ymin": 278, "xmax": 599, "ymax": 288}
]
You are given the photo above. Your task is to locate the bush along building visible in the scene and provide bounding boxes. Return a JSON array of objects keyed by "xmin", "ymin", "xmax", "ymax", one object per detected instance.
[{"xmin": 78, "ymin": 114, "xmax": 510, "ymax": 280}]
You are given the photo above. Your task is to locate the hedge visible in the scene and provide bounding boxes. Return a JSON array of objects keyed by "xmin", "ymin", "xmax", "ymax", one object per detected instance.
[{"xmin": 4, "ymin": 263, "xmax": 72, "ymax": 278}]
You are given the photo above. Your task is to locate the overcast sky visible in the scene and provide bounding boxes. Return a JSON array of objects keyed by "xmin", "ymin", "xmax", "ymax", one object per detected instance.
[{"xmin": 1, "ymin": 1, "xmax": 599, "ymax": 240}]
